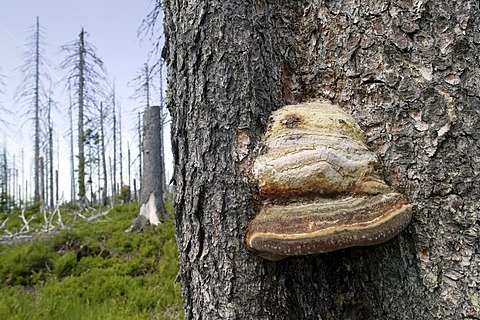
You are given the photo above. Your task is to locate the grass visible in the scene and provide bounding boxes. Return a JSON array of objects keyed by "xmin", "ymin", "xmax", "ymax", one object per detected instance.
[{"xmin": 0, "ymin": 201, "xmax": 184, "ymax": 319}]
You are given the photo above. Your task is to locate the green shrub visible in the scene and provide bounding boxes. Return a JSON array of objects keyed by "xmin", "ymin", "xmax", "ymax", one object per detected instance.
[
  {"xmin": 0, "ymin": 241, "xmax": 55, "ymax": 286},
  {"xmin": 50, "ymin": 228, "xmax": 82, "ymax": 252},
  {"xmin": 0, "ymin": 201, "xmax": 184, "ymax": 319},
  {"xmin": 54, "ymin": 252, "xmax": 78, "ymax": 278}
]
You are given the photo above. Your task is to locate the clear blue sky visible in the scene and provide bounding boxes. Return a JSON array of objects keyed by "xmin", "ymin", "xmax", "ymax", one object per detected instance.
[{"xmin": 0, "ymin": 0, "xmax": 171, "ymax": 202}]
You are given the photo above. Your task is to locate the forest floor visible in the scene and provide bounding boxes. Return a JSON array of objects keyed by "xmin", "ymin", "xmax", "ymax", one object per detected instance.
[{"xmin": 0, "ymin": 201, "xmax": 183, "ymax": 319}]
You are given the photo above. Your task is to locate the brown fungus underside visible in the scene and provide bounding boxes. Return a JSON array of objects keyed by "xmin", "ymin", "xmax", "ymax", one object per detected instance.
[{"xmin": 246, "ymin": 101, "xmax": 412, "ymax": 261}]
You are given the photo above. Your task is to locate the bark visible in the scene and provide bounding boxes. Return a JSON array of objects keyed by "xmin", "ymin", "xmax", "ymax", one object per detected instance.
[
  {"xmin": 33, "ymin": 16, "xmax": 41, "ymax": 203},
  {"xmin": 112, "ymin": 91, "xmax": 117, "ymax": 201},
  {"xmin": 77, "ymin": 29, "xmax": 86, "ymax": 202},
  {"xmin": 55, "ymin": 169, "xmax": 58, "ymax": 204},
  {"xmin": 159, "ymin": 62, "xmax": 167, "ymax": 195},
  {"xmin": 128, "ymin": 145, "xmax": 131, "ymax": 194},
  {"xmin": 119, "ymin": 104, "xmax": 124, "ymax": 189},
  {"xmin": 165, "ymin": 0, "xmax": 480, "ymax": 319},
  {"xmin": 138, "ymin": 112, "xmax": 143, "ymax": 194},
  {"xmin": 0, "ymin": 151, "xmax": 7, "ymax": 212},
  {"xmin": 129, "ymin": 105, "xmax": 167, "ymax": 231},
  {"xmin": 48, "ymin": 103, "xmax": 54, "ymax": 209},
  {"xmin": 69, "ymin": 106, "xmax": 76, "ymax": 204},
  {"xmin": 99, "ymin": 102, "xmax": 108, "ymax": 206},
  {"xmin": 159, "ymin": 106, "xmax": 166, "ymax": 196},
  {"xmin": 39, "ymin": 156, "xmax": 45, "ymax": 205}
]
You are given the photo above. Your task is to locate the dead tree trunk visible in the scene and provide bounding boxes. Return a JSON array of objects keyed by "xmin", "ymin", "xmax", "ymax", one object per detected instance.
[
  {"xmin": 137, "ymin": 112, "xmax": 142, "ymax": 197},
  {"xmin": 0, "ymin": 151, "xmax": 7, "ymax": 212},
  {"xmin": 99, "ymin": 102, "xmax": 108, "ymax": 206},
  {"xmin": 33, "ymin": 16, "xmax": 41, "ymax": 203},
  {"xmin": 118, "ymin": 104, "xmax": 124, "ymax": 190},
  {"xmin": 77, "ymin": 30, "xmax": 86, "ymax": 203},
  {"xmin": 68, "ymin": 106, "xmax": 76, "ymax": 204},
  {"xmin": 47, "ymin": 99, "xmax": 54, "ymax": 210},
  {"xmin": 128, "ymin": 105, "xmax": 167, "ymax": 231},
  {"xmin": 159, "ymin": 62, "xmax": 167, "ymax": 195},
  {"xmin": 112, "ymin": 90, "xmax": 117, "ymax": 203},
  {"xmin": 164, "ymin": 0, "xmax": 480, "ymax": 319},
  {"xmin": 39, "ymin": 156, "xmax": 45, "ymax": 206}
]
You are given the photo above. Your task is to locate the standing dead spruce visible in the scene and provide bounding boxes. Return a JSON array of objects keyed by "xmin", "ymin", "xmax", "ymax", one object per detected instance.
[{"xmin": 246, "ymin": 101, "xmax": 412, "ymax": 261}]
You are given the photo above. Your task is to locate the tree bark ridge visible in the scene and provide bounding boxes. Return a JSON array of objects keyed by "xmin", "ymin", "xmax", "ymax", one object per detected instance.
[{"xmin": 164, "ymin": 0, "xmax": 480, "ymax": 319}]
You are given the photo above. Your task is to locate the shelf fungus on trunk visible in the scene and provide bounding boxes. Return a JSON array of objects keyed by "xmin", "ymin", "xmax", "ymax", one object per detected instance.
[{"xmin": 246, "ymin": 101, "xmax": 412, "ymax": 261}]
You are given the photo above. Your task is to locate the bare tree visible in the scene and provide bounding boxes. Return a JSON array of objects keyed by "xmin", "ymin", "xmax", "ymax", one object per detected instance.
[
  {"xmin": 111, "ymin": 84, "xmax": 118, "ymax": 202},
  {"xmin": 0, "ymin": 71, "xmax": 7, "ymax": 208},
  {"xmin": 131, "ymin": 63, "xmax": 153, "ymax": 108},
  {"xmin": 130, "ymin": 64, "xmax": 151, "ymax": 192},
  {"xmin": 127, "ymin": 142, "xmax": 132, "ymax": 199},
  {"xmin": 127, "ymin": 105, "xmax": 167, "ymax": 232},
  {"xmin": 68, "ymin": 84, "xmax": 76, "ymax": 204},
  {"xmin": 0, "ymin": 149, "xmax": 7, "ymax": 212},
  {"xmin": 106, "ymin": 83, "xmax": 125, "ymax": 204},
  {"xmin": 45, "ymin": 96, "xmax": 55, "ymax": 209},
  {"xmin": 127, "ymin": 62, "xmax": 168, "ymax": 229},
  {"xmin": 15, "ymin": 16, "xmax": 50, "ymax": 203},
  {"xmin": 138, "ymin": 9, "xmax": 170, "ymax": 196},
  {"xmin": 163, "ymin": 1, "xmax": 480, "ymax": 319},
  {"xmin": 99, "ymin": 102, "xmax": 108, "ymax": 206},
  {"xmin": 118, "ymin": 102, "xmax": 124, "ymax": 193},
  {"xmin": 137, "ymin": 112, "xmax": 142, "ymax": 200},
  {"xmin": 61, "ymin": 28, "xmax": 107, "ymax": 206},
  {"xmin": 138, "ymin": 0, "xmax": 165, "ymax": 61},
  {"xmin": 38, "ymin": 156, "xmax": 45, "ymax": 205}
]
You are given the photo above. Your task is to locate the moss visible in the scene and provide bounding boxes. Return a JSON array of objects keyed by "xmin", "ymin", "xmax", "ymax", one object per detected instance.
[
  {"xmin": 0, "ymin": 241, "xmax": 56, "ymax": 286},
  {"xmin": 0, "ymin": 201, "xmax": 183, "ymax": 319},
  {"xmin": 53, "ymin": 252, "xmax": 78, "ymax": 278}
]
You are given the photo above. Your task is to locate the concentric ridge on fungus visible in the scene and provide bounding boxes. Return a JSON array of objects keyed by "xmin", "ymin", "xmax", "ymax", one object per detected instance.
[{"xmin": 246, "ymin": 101, "xmax": 412, "ymax": 261}]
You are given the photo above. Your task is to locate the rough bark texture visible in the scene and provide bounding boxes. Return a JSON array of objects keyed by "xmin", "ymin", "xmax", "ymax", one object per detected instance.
[
  {"xmin": 164, "ymin": 0, "xmax": 480, "ymax": 319},
  {"xmin": 137, "ymin": 105, "xmax": 167, "ymax": 227}
]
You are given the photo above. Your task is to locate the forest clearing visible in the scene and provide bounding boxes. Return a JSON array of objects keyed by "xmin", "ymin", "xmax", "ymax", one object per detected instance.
[{"xmin": 0, "ymin": 201, "xmax": 183, "ymax": 319}]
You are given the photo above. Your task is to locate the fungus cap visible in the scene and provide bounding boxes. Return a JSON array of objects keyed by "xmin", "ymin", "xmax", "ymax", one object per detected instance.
[{"xmin": 246, "ymin": 101, "xmax": 413, "ymax": 260}]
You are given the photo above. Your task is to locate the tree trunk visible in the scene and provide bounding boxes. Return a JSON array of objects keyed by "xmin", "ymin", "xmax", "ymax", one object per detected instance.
[
  {"xmin": 33, "ymin": 16, "xmax": 41, "ymax": 203},
  {"xmin": 48, "ymin": 103, "xmax": 54, "ymax": 209},
  {"xmin": 69, "ymin": 106, "xmax": 76, "ymax": 204},
  {"xmin": 138, "ymin": 112, "xmax": 143, "ymax": 196},
  {"xmin": 77, "ymin": 29, "xmax": 86, "ymax": 203},
  {"xmin": 119, "ymin": 104, "xmax": 124, "ymax": 190},
  {"xmin": 159, "ymin": 107, "xmax": 166, "ymax": 196},
  {"xmin": 1, "ymin": 151, "xmax": 7, "ymax": 212},
  {"xmin": 100, "ymin": 102, "xmax": 108, "ymax": 206},
  {"xmin": 164, "ymin": 0, "xmax": 480, "ymax": 319},
  {"xmin": 128, "ymin": 144, "xmax": 131, "ymax": 195},
  {"xmin": 112, "ymin": 91, "xmax": 117, "ymax": 203},
  {"xmin": 128, "ymin": 105, "xmax": 167, "ymax": 231},
  {"xmin": 39, "ymin": 156, "xmax": 44, "ymax": 206},
  {"xmin": 159, "ymin": 62, "xmax": 167, "ymax": 195}
]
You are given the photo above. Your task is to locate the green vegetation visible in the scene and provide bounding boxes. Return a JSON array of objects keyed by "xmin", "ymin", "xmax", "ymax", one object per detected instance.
[{"xmin": 0, "ymin": 201, "xmax": 183, "ymax": 319}]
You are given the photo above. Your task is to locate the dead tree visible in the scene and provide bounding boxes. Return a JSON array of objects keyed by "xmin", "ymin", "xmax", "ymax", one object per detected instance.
[
  {"xmin": 112, "ymin": 85, "xmax": 118, "ymax": 202},
  {"xmin": 46, "ymin": 97, "xmax": 55, "ymax": 209},
  {"xmin": 127, "ymin": 105, "xmax": 167, "ymax": 231},
  {"xmin": 61, "ymin": 28, "xmax": 107, "ymax": 205},
  {"xmin": 99, "ymin": 102, "xmax": 108, "ymax": 205},
  {"xmin": 16, "ymin": 16, "xmax": 50, "ymax": 203}
]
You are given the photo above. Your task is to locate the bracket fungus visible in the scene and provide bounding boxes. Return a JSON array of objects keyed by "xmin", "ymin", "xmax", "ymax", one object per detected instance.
[{"xmin": 246, "ymin": 101, "xmax": 412, "ymax": 261}]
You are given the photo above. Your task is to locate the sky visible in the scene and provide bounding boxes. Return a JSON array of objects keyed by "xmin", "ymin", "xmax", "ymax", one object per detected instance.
[{"xmin": 0, "ymin": 0, "xmax": 171, "ymax": 203}]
